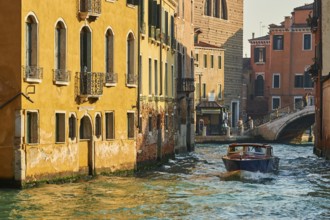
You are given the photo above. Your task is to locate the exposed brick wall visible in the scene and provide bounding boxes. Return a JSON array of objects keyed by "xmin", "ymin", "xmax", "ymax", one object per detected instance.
[{"xmin": 194, "ymin": 0, "xmax": 243, "ymax": 118}]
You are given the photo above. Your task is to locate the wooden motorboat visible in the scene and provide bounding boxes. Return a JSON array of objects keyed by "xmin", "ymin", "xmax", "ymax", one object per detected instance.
[{"xmin": 222, "ymin": 143, "xmax": 279, "ymax": 173}]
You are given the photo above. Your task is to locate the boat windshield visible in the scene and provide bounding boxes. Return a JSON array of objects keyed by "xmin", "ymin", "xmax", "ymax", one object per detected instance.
[{"xmin": 228, "ymin": 145, "xmax": 267, "ymax": 155}]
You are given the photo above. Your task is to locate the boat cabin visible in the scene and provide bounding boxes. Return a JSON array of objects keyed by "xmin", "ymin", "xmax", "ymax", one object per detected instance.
[{"xmin": 227, "ymin": 144, "xmax": 273, "ymax": 157}]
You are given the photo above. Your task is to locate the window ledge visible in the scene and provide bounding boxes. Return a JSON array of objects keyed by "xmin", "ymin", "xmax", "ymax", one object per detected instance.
[
  {"xmin": 55, "ymin": 81, "xmax": 69, "ymax": 86},
  {"xmin": 25, "ymin": 78, "xmax": 42, "ymax": 83},
  {"xmin": 255, "ymin": 62, "xmax": 265, "ymax": 65},
  {"xmin": 105, "ymin": 83, "xmax": 117, "ymax": 87},
  {"xmin": 126, "ymin": 84, "xmax": 137, "ymax": 88}
]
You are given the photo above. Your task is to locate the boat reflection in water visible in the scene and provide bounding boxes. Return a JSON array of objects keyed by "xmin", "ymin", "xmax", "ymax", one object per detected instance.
[{"xmin": 222, "ymin": 143, "xmax": 280, "ymax": 173}]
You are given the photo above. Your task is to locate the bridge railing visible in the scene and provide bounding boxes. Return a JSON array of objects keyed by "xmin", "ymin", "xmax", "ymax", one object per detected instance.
[{"xmin": 250, "ymin": 100, "xmax": 313, "ymax": 129}]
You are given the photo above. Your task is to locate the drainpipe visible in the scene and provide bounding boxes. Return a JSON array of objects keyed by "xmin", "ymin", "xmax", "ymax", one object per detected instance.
[{"xmin": 137, "ymin": 0, "xmax": 141, "ymax": 131}]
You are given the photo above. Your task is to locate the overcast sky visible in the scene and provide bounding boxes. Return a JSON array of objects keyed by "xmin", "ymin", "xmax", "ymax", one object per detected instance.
[{"xmin": 243, "ymin": 0, "xmax": 313, "ymax": 57}]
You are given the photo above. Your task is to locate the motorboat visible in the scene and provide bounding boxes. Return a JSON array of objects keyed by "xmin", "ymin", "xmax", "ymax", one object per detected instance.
[{"xmin": 222, "ymin": 143, "xmax": 279, "ymax": 173}]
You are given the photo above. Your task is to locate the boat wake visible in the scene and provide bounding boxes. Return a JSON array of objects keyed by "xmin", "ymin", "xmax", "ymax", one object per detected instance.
[{"xmin": 218, "ymin": 170, "xmax": 276, "ymax": 183}]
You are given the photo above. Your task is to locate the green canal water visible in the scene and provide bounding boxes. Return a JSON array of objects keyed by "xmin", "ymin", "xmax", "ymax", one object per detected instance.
[{"xmin": 1, "ymin": 143, "xmax": 330, "ymax": 219}]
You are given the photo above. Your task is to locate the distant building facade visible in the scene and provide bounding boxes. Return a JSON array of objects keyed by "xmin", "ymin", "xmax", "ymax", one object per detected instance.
[
  {"xmin": 194, "ymin": 36, "xmax": 226, "ymax": 136},
  {"xmin": 194, "ymin": 0, "xmax": 243, "ymax": 128},
  {"xmin": 248, "ymin": 4, "xmax": 315, "ymax": 119},
  {"xmin": 0, "ymin": 0, "xmax": 138, "ymax": 186}
]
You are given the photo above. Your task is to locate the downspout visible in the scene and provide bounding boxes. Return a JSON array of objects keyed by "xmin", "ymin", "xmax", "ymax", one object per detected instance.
[
  {"xmin": 137, "ymin": 0, "xmax": 141, "ymax": 131},
  {"xmin": 160, "ymin": 0, "xmax": 163, "ymax": 96}
]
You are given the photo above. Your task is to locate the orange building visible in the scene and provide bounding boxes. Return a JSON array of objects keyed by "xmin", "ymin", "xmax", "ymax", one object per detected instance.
[{"xmin": 248, "ymin": 4, "xmax": 315, "ymax": 119}]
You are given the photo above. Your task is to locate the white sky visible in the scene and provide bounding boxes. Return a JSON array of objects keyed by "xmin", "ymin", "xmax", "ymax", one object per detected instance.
[{"xmin": 243, "ymin": 0, "xmax": 313, "ymax": 57}]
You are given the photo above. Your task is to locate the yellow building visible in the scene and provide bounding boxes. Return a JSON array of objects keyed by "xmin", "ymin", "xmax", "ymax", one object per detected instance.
[
  {"xmin": 194, "ymin": 35, "xmax": 226, "ymax": 136},
  {"xmin": 136, "ymin": 0, "xmax": 178, "ymax": 167},
  {"xmin": 0, "ymin": 0, "xmax": 138, "ymax": 187}
]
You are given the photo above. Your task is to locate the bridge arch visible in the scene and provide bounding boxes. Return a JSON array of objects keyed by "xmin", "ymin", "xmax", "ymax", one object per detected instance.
[{"xmin": 275, "ymin": 112, "xmax": 315, "ymax": 141}]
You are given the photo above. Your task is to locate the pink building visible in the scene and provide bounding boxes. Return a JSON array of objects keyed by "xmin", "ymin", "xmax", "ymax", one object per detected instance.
[{"xmin": 247, "ymin": 4, "xmax": 315, "ymax": 119}]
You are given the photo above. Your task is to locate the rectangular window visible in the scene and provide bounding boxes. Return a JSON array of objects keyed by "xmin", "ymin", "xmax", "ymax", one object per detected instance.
[
  {"xmin": 217, "ymin": 84, "xmax": 222, "ymax": 100},
  {"xmin": 210, "ymin": 55, "xmax": 214, "ymax": 68},
  {"xmin": 195, "ymin": 53, "xmax": 199, "ymax": 62},
  {"xmin": 154, "ymin": 60, "xmax": 158, "ymax": 95},
  {"xmin": 127, "ymin": 112, "xmax": 134, "ymax": 139},
  {"xmin": 218, "ymin": 56, "xmax": 222, "ymax": 69},
  {"xmin": 254, "ymin": 47, "xmax": 266, "ymax": 63},
  {"xmin": 165, "ymin": 63, "xmax": 168, "ymax": 96},
  {"xmin": 304, "ymin": 72, "xmax": 313, "ymax": 88},
  {"xmin": 273, "ymin": 35, "xmax": 284, "ymax": 50},
  {"xmin": 148, "ymin": 58, "xmax": 152, "ymax": 95},
  {"xmin": 69, "ymin": 114, "xmax": 76, "ymax": 141},
  {"xmin": 294, "ymin": 74, "xmax": 304, "ymax": 88},
  {"xmin": 273, "ymin": 74, "xmax": 280, "ymax": 88},
  {"xmin": 148, "ymin": 115, "xmax": 152, "ymax": 132},
  {"xmin": 272, "ymin": 97, "xmax": 280, "ymax": 110},
  {"xmin": 55, "ymin": 113, "xmax": 65, "ymax": 143},
  {"xmin": 105, "ymin": 112, "xmax": 114, "ymax": 139},
  {"xmin": 26, "ymin": 111, "xmax": 38, "ymax": 144},
  {"xmin": 202, "ymin": 83, "xmax": 206, "ymax": 99},
  {"xmin": 171, "ymin": 65, "xmax": 174, "ymax": 97},
  {"xmin": 303, "ymin": 34, "xmax": 311, "ymax": 50},
  {"xmin": 204, "ymin": 54, "xmax": 207, "ymax": 68}
]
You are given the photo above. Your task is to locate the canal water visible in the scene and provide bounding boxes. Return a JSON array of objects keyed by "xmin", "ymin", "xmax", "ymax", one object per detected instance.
[{"xmin": 1, "ymin": 143, "xmax": 330, "ymax": 219}]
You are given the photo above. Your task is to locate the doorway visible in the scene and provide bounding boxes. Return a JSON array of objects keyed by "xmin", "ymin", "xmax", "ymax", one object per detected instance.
[{"xmin": 79, "ymin": 115, "xmax": 93, "ymax": 175}]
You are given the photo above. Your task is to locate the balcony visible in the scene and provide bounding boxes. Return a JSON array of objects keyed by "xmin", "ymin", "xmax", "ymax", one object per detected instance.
[
  {"xmin": 53, "ymin": 69, "xmax": 71, "ymax": 85},
  {"xmin": 78, "ymin": 0, "xmax": 101, "ymax": 21},
  {"xmin": 126, "ymin": 73, "xmax": 137, "ymax": 87},
  {"xmin": 177, "ymin": 78, "xmax": 195, "ymax": 94},
  {"xmin": 105, "ymin": 72, "xmax": 117, "ymax": 86},
  {"xmin": 149, "ymin": 25, "xmax": 156, "ymax": 40},
  {"xmin": 140, "ymin": 22, "xmax": 146, "ymax": 35},
  {"xmin": 79, "ymin": 72, "xmax": 104, "ymax": 98},
  {"xmin": 23, "ymin": 66, "xmax": 43, "ymax": 83}
]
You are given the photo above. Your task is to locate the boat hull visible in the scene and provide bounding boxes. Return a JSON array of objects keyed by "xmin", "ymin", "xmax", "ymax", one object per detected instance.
[{"xmin": 222, "ymin": 157, "xmax": 279, "ymax": 173}]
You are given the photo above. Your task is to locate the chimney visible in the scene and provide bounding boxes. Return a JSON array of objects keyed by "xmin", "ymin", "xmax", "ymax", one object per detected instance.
[{"xmin": 252, "ymin": 32, "xmax": 255, "ymax": 39}]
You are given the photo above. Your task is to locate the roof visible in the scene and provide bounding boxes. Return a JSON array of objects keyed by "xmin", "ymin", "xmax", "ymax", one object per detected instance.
[
  {"xmin": 294, "ymin": 3, "xmax": 313, "ymax": 11},
  {"xmin": 195, "ymin": 41, "xmax": 222, "ymax": 49},
  {"xmin": 196, "ymin": 101, "xmax": 225, "ymax": 109},
  {"xmin": 249, "ymin": 35, "xmax": 270, "ymax": 41}
]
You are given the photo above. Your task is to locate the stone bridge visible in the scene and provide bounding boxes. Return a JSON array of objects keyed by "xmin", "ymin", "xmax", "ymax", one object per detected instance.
[{"xmin": 251, "ymin": 105, "xmax": 315, "ymax": 142}]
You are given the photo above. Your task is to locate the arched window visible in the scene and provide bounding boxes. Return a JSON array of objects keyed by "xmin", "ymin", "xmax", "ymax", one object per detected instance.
[
  {"xmin": 80, "ymin": 26, "xmax": 92, "ymax": 72},
  {"xmin": 221, "ymin": 0, "xmax": 228, "ymax": 20},
  {"xmin": 26, "ymin": 15, "xmax": 38, "ymax": 67},
  {"xmin": 255, "ymin": 75, "xmax": 264, "ymax": 97},
  {"xmin": 204, "ymin": 0, "xmax": 212, "ymax": 16},
  {"xmin": 204, "ymin": 0, "xmax": 227, "ymax": 20},
  {"xmin": 127, "ymin": 32, "xmax": 135, "ymax": 84},
  {"xmin": 105, "ymin": 29, "xmax": 114, "ymax": 74},
  {"xmin": 55, "ymin": 21, "xmax": 66, "ymax": 70},
  {"xmin": 69, "ymin": 114, "xmax": 76, "ymax": 141},
  {"xmin": 95, "ymin": 114, "xmax": 102, "ymax": 138}
]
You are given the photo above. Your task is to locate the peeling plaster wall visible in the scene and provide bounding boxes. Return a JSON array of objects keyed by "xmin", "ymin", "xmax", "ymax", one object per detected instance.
[
  {"xmin": 95, "ymin": 140, "xmax": 136, "ymax": 173},
  {"xmin": 25, "ymin": 144, "xmax": 79, "ymax": 181}
]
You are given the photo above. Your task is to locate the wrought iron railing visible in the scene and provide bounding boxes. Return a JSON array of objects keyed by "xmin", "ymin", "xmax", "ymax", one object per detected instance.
[
  {"xmin": 252, "ymin": 100, "xmax": 313, "ymax": 128},
  {"xmin": 126, "ymin": 73, "xmax": 137, "ymax": 85},
  {"xmin": 105, "ymin": 72, "xmax": 117, "ymax": 85},
  {"xmin": 79, "ymin": 0, "xmax": 101, "ymax": 20},
  {"xmin": 177, "ymin": 78, "xmax": 195, "ymax": 93},
  {"xmin": 79, "ymin": 72, "xmax": 104, "ymax": 97},
  {"xmin": 23, "ymin": 66, "xmax": 43, "ymax": 82},
  {"xmin": 53, "ymin": 69, "xmax": 71, "ymax": 84}
]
